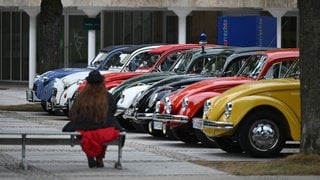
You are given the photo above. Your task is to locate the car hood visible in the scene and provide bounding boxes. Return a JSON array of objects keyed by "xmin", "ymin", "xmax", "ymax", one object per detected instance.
[
  {"xmin": 35, "ymin": 68, "xmax": 90, "ymax": 83},
  {"xmin": 169, "ymin": 76, "xmax": 253, "ymax": 106},
  {"xmin": 209, "ymin": 78, "xmax": 300, "ymax": 118},
  {"xmin": 111, "ymin": 72, "xmax": 176, "ymax": 99}
]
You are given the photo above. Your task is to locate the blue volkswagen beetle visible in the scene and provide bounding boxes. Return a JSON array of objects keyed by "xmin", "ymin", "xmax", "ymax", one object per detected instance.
[{"xmin": 26, "ymin": 45, "xmax": 132, "ymax": 102}]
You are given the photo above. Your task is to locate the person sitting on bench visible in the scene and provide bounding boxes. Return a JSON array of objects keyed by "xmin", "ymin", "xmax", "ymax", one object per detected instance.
[{"xmin": 63, "ymin": 70, "xmax": 124, "ymax": 168}]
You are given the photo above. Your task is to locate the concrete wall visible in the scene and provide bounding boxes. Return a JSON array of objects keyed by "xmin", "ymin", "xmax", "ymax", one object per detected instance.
[{"xmin": 0, "ymin": 0, "xmax": 298, "ymax": 9}]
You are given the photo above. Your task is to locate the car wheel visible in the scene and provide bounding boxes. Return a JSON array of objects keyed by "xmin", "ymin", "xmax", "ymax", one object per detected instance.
[
  {"xmin": 116, "ymin": 116, "xmax": 135, "ymax": 131},
  {"xmin": 238, "ymin": 110, "xmax": 287, "ymax": 158},
  {"xmin": 132, "ymin": 122, "xmax": 148, "ymax": 133},
  {"xmin": 162, "ymin": 123, "xmax": 177, "ymax": 140},
  {"xmin": 194, "ymin": 129, "xmax": 218, "ymax": 148},
  {"xmin": 171, "ymin": 123, "xmax": 199, "ymax": 144},
  {"xmin": 214, "ymin": 136, "xmax": 243, "ymax": 153},
  {"xmin": 40, "ymin": 101, "xmax": 54, "ymax": 115}
]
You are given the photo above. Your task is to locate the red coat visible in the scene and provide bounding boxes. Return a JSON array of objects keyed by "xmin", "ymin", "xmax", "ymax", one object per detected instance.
[{"xmin": 78, "ymin": 127, "xmax": 120, "ymax": 157}]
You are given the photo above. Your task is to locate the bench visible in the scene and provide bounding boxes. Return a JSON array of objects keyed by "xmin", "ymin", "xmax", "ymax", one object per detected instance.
[{"xmin": 0, "ymin": 130, "xmax": 126, "ymax": 170}]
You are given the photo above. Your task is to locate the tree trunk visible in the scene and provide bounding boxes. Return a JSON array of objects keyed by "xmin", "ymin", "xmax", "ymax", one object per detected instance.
[
  {"xmin": 38, "ymin": 0, "xmax": 63, "ymax": 73},
  {"xmin": 298, "ymin": 0, "xmax": 320, "ymax": 154}
]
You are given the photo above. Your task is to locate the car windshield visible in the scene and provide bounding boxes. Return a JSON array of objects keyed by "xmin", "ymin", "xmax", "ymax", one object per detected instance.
[
  {"xmin": 200, "ymin": 54, "xmax": 228, "ymax": 77},
  {"xmin": 170, "ymin": 51, "xmax": 193, "ymax": 73},
  {"xmin": 100, "ymin": 52, "xmax": 124, "ymax": 70},
  {"xmin": 127, "ymin": 52, "xmax": 154, "ymax": 71},
  {"xmin": 236, "ymin": 55, "xmax": 267, "ymax": 79},
  {"xmin": 285, "ymin": 58, "xmax": 300, "ymax": 79},
  {"xmin": 89, "ymin": 52, "xmax": 109, "ymax": 68},
  {"xmin": 137, "ymin": 53, "xmax": 161, "ymax": 69}
]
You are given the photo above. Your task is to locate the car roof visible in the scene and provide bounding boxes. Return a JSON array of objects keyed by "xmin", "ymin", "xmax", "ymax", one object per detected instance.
[
  {"xmin": 99, "ymin": 45, "xmax": 134, "ymax": 52},
  {"xmin": 260, "ymin": 48, "xmax": 299, "ymax": 59},
  {"xmin": 148, "ymin": 44, "xmax": 201, "ymax": 54},
  {"xmin": 121, "ymin": 44, "xmax": 166, "ymax": 54}
]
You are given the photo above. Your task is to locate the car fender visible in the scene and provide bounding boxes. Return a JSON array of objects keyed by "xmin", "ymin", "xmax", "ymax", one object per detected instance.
[
  {"xmin": 57, "ymin": 83, "xmax": 80, "ymax": 107},
  {"xmin": 223, "ymin": 95, "xmax": 300, "ymax": 140},
  {"xmin": 179, "ymin": 91, "xmax": 222, "ymax": 120},
  {"xmin": 117, "ymin": 84, "xmax": 151, "ymax": 109}
]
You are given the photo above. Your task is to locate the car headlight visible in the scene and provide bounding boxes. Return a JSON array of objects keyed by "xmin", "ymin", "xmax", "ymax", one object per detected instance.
[
  {"xmin": 77, "ymin": 79, "xmax": 85, "ymax": 85},
  {"xmin": 224, "ymin": 102, "xmax": 232, "ymax": 118},
  {"xmin": 164, "ymin": 97, "xmax": 172, "ymax": 114},
  {"xmin": 41, "ymin": 76, "xmax": 49, "ymax": 83},
  {"xmin": 203, "ymin": 100, "xmax": 211, "ymax": 118},
  {"xmin": 155, "ymin": 101, "xmax": 161, "ymax": 113},
  {"xmin": 181, "ymin": 98, "xmax": 189, "ymax": 112}
]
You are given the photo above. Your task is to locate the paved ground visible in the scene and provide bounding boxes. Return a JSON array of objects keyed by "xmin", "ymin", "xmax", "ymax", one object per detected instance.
[{"xmin": 0, "ymin": 82, "xmax": 319, "ymax": 180}]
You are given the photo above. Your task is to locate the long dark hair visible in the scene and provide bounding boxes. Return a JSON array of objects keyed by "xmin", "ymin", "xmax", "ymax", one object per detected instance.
[{"xmin": 69, "ymin": 79, "xmax": 108, "ymax": 124}]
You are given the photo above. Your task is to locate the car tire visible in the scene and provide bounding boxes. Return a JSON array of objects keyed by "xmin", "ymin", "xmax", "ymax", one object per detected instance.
[
  {"xmin": 132, "ymin": 122, "xmax": 148, "ymax": 133},
  {"xmin": 171, "ymin": 123, "xmax": 199, "ymax": 144},
  {"xmin": 194, "ymin": 129, "xmax": 218, "ymax": 148},
  {"xmin": 238, "ymin": 110, "xmax": 287, "ymax": 158},
  {"xmin": 213, "ymin": 136, "xmax": 243, "ymax": 153},
  {"xmin": 40, "ymin": 101, "xmax": 54, "ymax": 115},
  {"xmin": 116, "ymin": 116, "xmax": 135, "ymax": 131}
]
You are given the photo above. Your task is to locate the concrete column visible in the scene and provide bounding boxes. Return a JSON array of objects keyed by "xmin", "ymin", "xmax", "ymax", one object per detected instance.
[
  {"xmin": 21, "ymin": 7, "xmax": 40, "ymax": 89},
  {"xmin": 266, "ymin": 9, "xmax": 288, "ymax": 48},
  {"xmin": 169, "ymin": 8, "xmax": 192, "ymax": 44},
  {"xmin": 78, "ymin": 7, "xmax": 102, "ymax": 65}
]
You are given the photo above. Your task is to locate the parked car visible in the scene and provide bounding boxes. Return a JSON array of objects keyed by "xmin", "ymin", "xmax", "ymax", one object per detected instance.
[
  {"xmin": 192, "ymin": 59, "xmax": 300, "ymax": 157},
  {"xmin": 125, "ymin": 47, "xmax": 275, "ymax": 136},
  {"xmin": 26, "ymin": 45, "xmax": 132, "ymax": 103},
  {"xmin": 153, "ymin": 48, "xmax": 299, "ymax": 146},
  {"xmin": 116, "ymin": 45, "xmax": 220, "ymax": 116},
  {"xmin": 114, "ymin": 45, "xmax": 226, "ymax": 129},
  {"xmin": 46, "ymin": 44, "xmax": 162, "ymax": 114}
]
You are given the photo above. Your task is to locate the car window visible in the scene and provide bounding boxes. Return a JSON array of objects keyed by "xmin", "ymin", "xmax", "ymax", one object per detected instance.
[
  {"xmin": 285, "ymin": 59, "xmax": 300, "ymax": 79},
  {"xmin": 201, "ymin": 54, "xmax": 227, "ymax": 76},
  {"xmin": 101, "ymin": 52, "xmax": 122, "ymax": 70},
  {"xmin": 237, "ymin": 55, "xmax": 266, "ymax": 79},
  {"xmin": 264, "ymin": 61, "xmax": 293, "ymax": 79},
  {"xmin": 170, "ymin": 51, "xmax": 193, "ymax": 73},
  {"xmin": 222, "ymin": 55, "xmax": 251, "ymax": 77},
  {"xmin": 90, "ymin": 52, "xmax": 108, "ymax": 68},
  {"xmin": 160, "ymin": 52, "xmax": 180, "ymax": 71}
]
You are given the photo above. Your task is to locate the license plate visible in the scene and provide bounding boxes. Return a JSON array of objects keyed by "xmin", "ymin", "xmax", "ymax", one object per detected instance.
[
  {"xmin": 192, "ymin": 119, "xmax": 203, "ymax": 129},
  {"xmin": 153, "ymin": 121, "xmax": 163, "ymax": 130}
]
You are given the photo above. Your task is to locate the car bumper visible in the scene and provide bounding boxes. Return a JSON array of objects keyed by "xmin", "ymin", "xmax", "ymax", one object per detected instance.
[
  {"xmin": 136, "ymin": 112, "xmax": 154, "ymax": 121},
  {"xmin": 192, "ymin": 117, "xmax": 234, "ymax": 130},
  {"xmin": 153, "ymin": 113, "xmax": 189, "ymax": 124},
  {"xmin": 25, "ymin": 90, "xmax": 41, "ymax": 102},
  {"xmin": 122, "ymin": 107, "xmax": 136, "ymax": 120},
  {"xmin": 115, "ymin": 108, "xmax": 126, "ymax": 117}
]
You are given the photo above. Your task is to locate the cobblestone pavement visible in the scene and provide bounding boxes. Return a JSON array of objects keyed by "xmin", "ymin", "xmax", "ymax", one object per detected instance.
[{"xmin": 0, "ymin": 110, "xmax": 318, "ymax": 180}]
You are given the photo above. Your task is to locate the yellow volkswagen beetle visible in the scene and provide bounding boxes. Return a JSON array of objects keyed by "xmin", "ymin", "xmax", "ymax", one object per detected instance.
[{"xmin": 193, "ymin": 60, "xmax": 300, "ymax": 157}]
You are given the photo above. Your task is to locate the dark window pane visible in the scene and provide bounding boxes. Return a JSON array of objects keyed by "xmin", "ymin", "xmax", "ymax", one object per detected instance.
[{"xmin": 2, "ymin": 12, "xmax": 11, "ymax": 80}]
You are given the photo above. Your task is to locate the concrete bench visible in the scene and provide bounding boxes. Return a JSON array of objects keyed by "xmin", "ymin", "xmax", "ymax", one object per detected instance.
[{"xmin": 0, "ymin": 130, "xmax": 126, "ymax": 170}]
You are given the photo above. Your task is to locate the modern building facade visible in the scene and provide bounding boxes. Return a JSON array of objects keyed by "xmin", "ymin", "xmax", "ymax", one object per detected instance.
[{"xmin": 0, "ymin": 0, "xmax": 298, "ymax": 87}]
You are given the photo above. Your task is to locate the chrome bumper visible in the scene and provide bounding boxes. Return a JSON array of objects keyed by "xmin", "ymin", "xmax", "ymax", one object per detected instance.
[
  {"xmin": 25, "ymin": 90, "xmax": 41, "ymax": 102},
  {"xmin": 136, "ymin": 112, "xmax": 154, "ymax": 121},
  {"xmin": 153, "ymin": 113, "xmax": 189, "ymax": 123},
  {"xmin": 192, "ymin": 117, "xmax": 234, "ymax": 130},
  {"xmin": 115, "ymin": 108, "xmax": 126, "ymax": 117},
  {"xmin": 122, "ymin": 108, "xmax": 136, "ymax": 120}
]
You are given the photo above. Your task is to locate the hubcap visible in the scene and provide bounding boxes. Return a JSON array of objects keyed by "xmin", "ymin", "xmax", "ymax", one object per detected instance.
[{"xmin": 249, "ymin": 120, "xmax": 279, "ymax": 151}]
